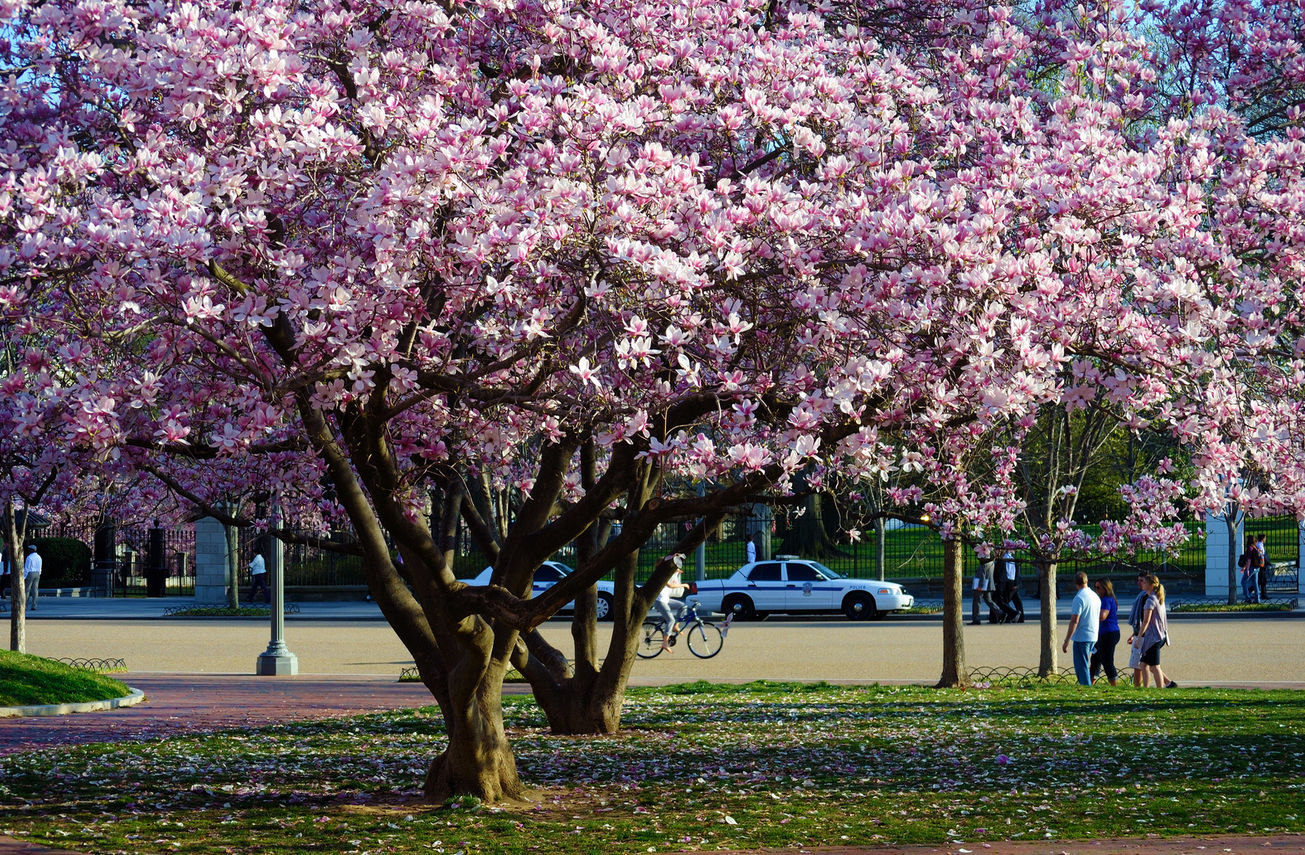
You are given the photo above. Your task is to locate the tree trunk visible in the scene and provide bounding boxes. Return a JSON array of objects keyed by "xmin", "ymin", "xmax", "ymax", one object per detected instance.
[
  {"xmin": 9, "ymin": 565, "xmax": 26, "ymax": 653},
  {"xmin": 523, "ymin": 568, "xmax": 648, "ymax": 735},
  {"xmin": 529, "ymin": 661, "xmax": 629, "ymax": 735},
  {"xmin": 6, "ymin": 505, "xmax": 27, "ymax": 653},
  {"xmin": 935, "ymin": 537, "xmax": 969, "ymax": 687},
  {"xmin": 874, "ymin": 517, "xmax": 885, "ymax": 580},
  {"xmin": 422, "ymin": 662, "xmax": 526, "ymax": 803},
  {"xmin": 780, "ymin": 493, "xmax": 846, "ymax": 558},
  {"xmin": 224, "ymin": 522, "xmax": 239, "ymax": 608},
  {"xmin": 1037, "ymin": 560, "xmax": 1058, "ymax": 677},
  {"xmin": 1224, "ymin": 513, "xmax": 1239, "ymax": 605}
]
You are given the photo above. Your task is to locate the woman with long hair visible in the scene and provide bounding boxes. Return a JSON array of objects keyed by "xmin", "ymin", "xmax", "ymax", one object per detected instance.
[
  {"xmin": 1128, "ymin": 574, "xmax": 1175, "ymax": 688},
  {"xmin": 1089, "ymin": 578, "xmax": 1120, "ymax": 686}
]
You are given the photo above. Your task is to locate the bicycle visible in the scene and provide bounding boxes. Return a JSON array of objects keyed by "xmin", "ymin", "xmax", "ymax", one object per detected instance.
[{"xmin": 636, "ymin": 599, "xmax": 729, "ymax": 659}]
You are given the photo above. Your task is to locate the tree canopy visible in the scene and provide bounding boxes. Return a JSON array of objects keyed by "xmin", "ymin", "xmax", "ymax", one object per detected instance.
[{"xmin": 4, "ymin": 0, "xmax": 1305, "ymax": 801}]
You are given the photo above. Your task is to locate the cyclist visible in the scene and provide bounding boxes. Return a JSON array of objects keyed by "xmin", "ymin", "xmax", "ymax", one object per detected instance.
[{"xmin": 653, "ymin": 555, "xmax": 691, "ymax": 653}]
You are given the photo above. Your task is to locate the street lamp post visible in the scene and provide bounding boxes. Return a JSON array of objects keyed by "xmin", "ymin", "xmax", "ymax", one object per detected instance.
[{"xmin": 256, "ymin": 509, "xmax": 297, "ymax": 676}]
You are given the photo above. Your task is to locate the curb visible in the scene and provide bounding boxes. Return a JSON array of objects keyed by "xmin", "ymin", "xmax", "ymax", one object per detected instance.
[{"xmin": 0, "ymin": 688, "xmax": 144, "ymax": 718}]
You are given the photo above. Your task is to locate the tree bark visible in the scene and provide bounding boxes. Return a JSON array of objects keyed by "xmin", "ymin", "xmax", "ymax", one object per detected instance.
[
  {"xmin": 224, "ymin": 521, "xmax": 240, "ymax": 609},
  {"xmin": 935, "ymin": 537, "xmax": 969, "ymax": 687},
  {"xmin": 522, "ymin": 547, "xmax": 663, "ymax": 735},
  {"xmin": 874, "ymin": 517, "xmax": 885, "ymax": 580},
  {"xmin": 1037, "ymin": 559, "xmax": 1058, "ymax": 677},
  {"xmin": 523, "ymin": 626, "xmax": 634, "ymax": 735},
  {"xmin": 780, "ymin": 493, "xmax": 846, "ymax": 558},
  {"xmin": 422, "ymin": 659, "xmax": 526, "ymax": 803},
  {"xmin": 6, "ymin": 504, "xmax": 28, "ymax": 653}
]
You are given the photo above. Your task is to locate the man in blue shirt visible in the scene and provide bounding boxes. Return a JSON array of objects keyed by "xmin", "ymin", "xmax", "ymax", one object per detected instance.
[{"xmin": 1061, "ymin": 571, "xmax": 1101, "ymax": 686}]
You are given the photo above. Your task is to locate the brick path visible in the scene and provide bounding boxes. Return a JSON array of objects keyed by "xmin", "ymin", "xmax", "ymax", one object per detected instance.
[
  {"xmin": 0, "ymin": 673, "xmax": 439, "ymax": 756},
  {"xmin": 675, "ymin": 837, "xmax": 1305, "ymax": 855},
  {"xmin": 1, "ymin": 674, "xmax": 445, "ymax": 855}
]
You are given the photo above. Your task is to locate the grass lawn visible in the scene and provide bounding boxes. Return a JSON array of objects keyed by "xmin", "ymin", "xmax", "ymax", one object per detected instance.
[
  {"xmin": 1, "ymin": 681, "xmax": 1301, "ymax": 854},
  {"xmin": 0, "ymin": 650, "xmax": 131, "ymax": 707}
]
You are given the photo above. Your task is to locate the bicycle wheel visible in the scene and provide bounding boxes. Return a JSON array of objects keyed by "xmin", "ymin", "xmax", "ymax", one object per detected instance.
[
  {"xmin": 685, "ymin": 620, "xmax": 723, "ymax": 659},
  {"xmin": 636, "ymin": 620, "xmax": 666, "ymax": 658}
]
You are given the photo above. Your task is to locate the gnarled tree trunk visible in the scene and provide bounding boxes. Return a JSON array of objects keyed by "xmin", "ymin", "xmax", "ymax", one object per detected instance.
[{"xmin": 421, "ymin": 659, "xmax": 524, "ymax": 803}]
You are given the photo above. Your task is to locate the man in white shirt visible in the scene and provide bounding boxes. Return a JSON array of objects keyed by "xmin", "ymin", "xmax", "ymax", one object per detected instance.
[
  {"xmin": 23, "ymin": 544, "xmax": 42, "ymax": 612},
  {"xmin": 1061, "ymin": 571, "xmax": 1101, "ymax": 686}
]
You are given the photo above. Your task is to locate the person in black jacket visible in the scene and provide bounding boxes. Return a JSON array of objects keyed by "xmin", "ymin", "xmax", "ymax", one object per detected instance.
[
  {"xmin": 996, "ymin": 550, "xmax": 1025, "ymax": 623},
  {"xmin": 970, "ymin": 549, "xmax": 997, "ymax": 625}
]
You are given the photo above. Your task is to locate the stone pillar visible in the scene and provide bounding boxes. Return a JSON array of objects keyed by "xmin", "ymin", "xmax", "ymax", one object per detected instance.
[
  {"xmin": 1204, "ymin": 512, "xmax": 1242, "ymax": 599},
  {"xmin": 194, "ymin": 517, "xmax": 230, "ymax": 606}
]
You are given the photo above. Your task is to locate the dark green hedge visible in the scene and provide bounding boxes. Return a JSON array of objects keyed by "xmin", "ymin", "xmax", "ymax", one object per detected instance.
[{"xmin": 31, "ymin": 537, "xmax": 93, "ymax": 587}]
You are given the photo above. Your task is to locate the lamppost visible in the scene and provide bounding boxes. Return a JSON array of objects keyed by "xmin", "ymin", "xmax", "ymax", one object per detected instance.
[{"xmin": 256, "ymin": 506, "xmax": 298, "ymax": 675}]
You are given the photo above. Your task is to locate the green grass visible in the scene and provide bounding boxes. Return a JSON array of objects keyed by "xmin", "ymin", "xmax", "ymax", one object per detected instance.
[
  {"xmin": 1, "ymin": 681, "xmax": 1302, "ymax": 853},
  {"xmin": 164, "ymin": 606, "xmax": 274, "ymax": 617},
  {"xmin": 0, "ymin": 650, "xmax": 131, "ymax": 707},
  {"xmin": 1169, "ymin": 601, "xmax": 1295, "ymax": 613}
]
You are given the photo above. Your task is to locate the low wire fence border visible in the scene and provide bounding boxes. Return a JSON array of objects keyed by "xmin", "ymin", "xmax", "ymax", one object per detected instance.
[
  {"xmin": 55, "ymin": 657, "xmax": 127, "ymax": 673},
  {"xmin": 967, "ymin": 665, "xmax": 1143, "ymax": 687}
]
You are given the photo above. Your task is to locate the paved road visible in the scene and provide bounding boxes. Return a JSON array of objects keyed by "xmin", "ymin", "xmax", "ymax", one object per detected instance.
[{"xmin": 14, "ymin": 611, "xmax": 1305, "ymax": 685}]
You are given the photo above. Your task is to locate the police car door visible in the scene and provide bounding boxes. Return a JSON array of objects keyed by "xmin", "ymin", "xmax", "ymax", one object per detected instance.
[{"xmin": 742, "ymin": 561, "xmax": 787, "ymax": 611}]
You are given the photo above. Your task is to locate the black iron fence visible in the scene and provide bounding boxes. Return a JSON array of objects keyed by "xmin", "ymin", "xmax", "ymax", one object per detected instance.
[
  {"xmin": 39, "ymin": 520, "xmax": 196, "ymax": 596},
  {"xmin": 31, "ymin": 510, "xmax": 1302, "ymax": 600}
]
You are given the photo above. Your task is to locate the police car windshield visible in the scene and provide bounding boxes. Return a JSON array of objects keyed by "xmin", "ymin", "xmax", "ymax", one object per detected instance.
[{"xmin": 809, "ymin": 561, "xmax": 840, "ymax": 579}]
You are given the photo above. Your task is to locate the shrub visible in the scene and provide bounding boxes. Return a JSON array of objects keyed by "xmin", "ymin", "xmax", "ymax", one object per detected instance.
[{"xmin": 31, "ymin": 537, "xmax": 93, "ymax": 587}]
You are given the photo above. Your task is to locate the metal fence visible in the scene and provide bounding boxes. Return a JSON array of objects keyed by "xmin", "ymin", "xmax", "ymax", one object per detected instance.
[
  {"xmin": 40, "ymin": 520, "xmax": 196, "ymax": 596},
  {"xmin": 613, "ymin": 512, "xmax": 1299, "ymax": 596},
  {"xmin": 34, "ymin": 510, "xmax": 1302, "ymax": 598}
]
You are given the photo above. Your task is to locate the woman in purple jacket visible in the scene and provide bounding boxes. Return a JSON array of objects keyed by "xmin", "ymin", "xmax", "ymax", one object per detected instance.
[{"xmin": 1089, "ymin": 578, "xmax": 1120, "ymax": 686}]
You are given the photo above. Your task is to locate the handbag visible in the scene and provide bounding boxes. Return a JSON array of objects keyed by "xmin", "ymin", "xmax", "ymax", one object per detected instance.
[{"xmin": 1128, "ymin": 639, "xmax": 1143, "ymax": 668}]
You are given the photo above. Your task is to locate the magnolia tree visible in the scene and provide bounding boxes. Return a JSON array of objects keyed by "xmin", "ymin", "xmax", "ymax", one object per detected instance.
[
  {"xmin": 0, "ymin": 330, "xmax": 141, "ymax": 650},
  {"xmin": 5, "ymin": 0, "xmax": 1305, "ymax": 803}
]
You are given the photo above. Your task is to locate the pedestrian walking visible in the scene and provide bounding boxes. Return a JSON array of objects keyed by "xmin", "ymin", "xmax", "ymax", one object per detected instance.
[
  {"xmin": 1255, "ymin": 534, "xmax": 1269, "ymax": 601},
  {"xmin": 998, "ymin": 550, "xmax": 1025, "ymax": 623},
  {"xmin": 1240, "ymin": 537, "xmax": 1260, "ymax": 603},
  {"xmin": 247, "ymin": 552, "xmax": 269, "ymax": 603},
  {"xmin": 970, "ymin": 549, "xmax": 996, "ymax": 625},
  {"xmin": 1127, "ymin": 574, "xmax": 1175, "ymax": 689},
  {"xmin": 1089, "ymin": 578, "xmax": 1120, "ymax": 686},
  {"xmin": 1062, "ymin": 572, "xmax": 1101, "ymax": 686},
  {"xmin": 1126, "ymin": 571, "xmax": 1149, "ymax": 686},
  {"xmin": 22, "ymin": 543, "xmax": 42, "ymax": 612}
]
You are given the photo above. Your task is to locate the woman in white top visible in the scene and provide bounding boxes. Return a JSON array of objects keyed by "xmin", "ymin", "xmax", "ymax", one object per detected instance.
[
  {"xmin": 1128, "ymin": 574, "xmax": 1175, "ymax": 689},
  {"xmin": 652, "ymin": 560, "xmax": 690, "ymax": 652}
]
